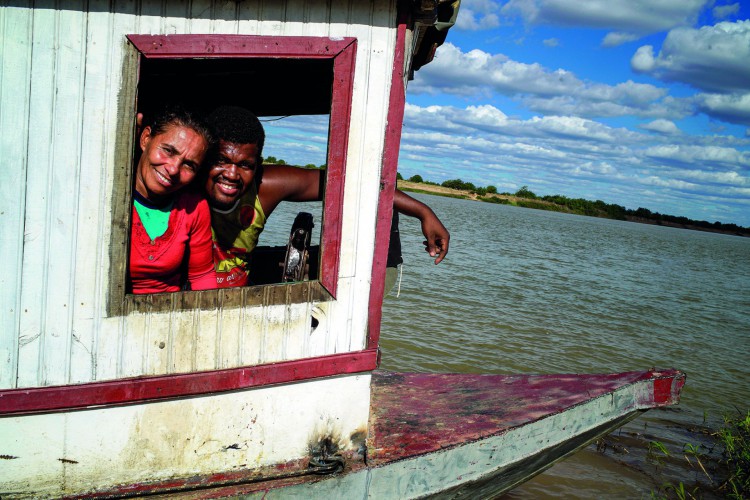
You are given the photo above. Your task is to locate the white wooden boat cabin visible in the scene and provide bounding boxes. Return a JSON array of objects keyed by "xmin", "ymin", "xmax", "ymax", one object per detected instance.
[
  {"xmin": 0, "ymin": 0, "xmax": 460, "ymax": 496},
  {"xmin": 1, "ymin": 1, "xmax": 686, "ymax": 498}
]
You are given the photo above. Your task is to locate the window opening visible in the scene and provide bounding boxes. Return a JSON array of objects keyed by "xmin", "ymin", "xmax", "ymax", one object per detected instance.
[{"xmin": 110, "ymin": 35, "xmax": 356, "ymax": 314}]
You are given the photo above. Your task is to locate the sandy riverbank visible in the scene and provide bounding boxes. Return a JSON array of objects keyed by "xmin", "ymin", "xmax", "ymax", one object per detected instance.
[
  {"xmin": 397, "ymin": 180, "xmax": 562, "ymax": 208},
  {"xmin": 398, "ymin": 180, "xmax": 749, "ymax": 237}
]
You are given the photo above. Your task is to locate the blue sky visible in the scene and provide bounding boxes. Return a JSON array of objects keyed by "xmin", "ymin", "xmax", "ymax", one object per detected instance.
[{"xmin": 265, "ymin": 0, "xmax": 750, "ymax": 227}]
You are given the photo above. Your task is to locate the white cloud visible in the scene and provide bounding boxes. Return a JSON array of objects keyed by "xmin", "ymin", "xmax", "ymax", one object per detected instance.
[
  {"xmin": 643, "ymin": 144, "xmax": 750, "ymax": 168},
  {"xmin": 640, "ymin": 119, "xmax": 680, "ymax": 135},
  {"xmin": 529, "ymin": 115, "xmax": 619, "ymax": 141},
  {"xmin": 713, "ymin": 3, "xmax": 740, "ymax": 19},
  {"xmin": 398, "ymin": 102, "xmax": 750, "ymax": 224},
  {"xmin": 263, "ymin": 115, "xmax": 329, "ymax": 165},
  {"xmin": 464, "ymin": 104, "xmax": 510, "ymax": 125},
  {"xmin": 630, "ymin": 45, "xmax": 656, "ymax": 72},
  {"xmin": 543, "ymin": 37, "xmax": 559, "ymax": 47},
  {"xmin": 602, "ymin": 32, "xmax": 640, "ymax": 47},
  {"xmin": 414, "ymin": 44, "xmax": 678, "ymax": 120},
  {"xmin": 640, "ymin": 176, "xmax": 698, "ymax": 190},
  {"xmin": 456, "ymin": 0, "xmax": 502, "ymax": 31},
  {"xmin": 695, "ymin": 92, "xmax": 750, "ymax": 126},
  {"xmin": 572, "ymin": 161, "xmax": 618, "ymax": 175},
  {"xmin": 501, "ymin": 0, "xmax": 708, "ymax": 42},
  {"xmin": 631, "ymin": 20, "xmax": 750, "ymax": 93},
  {"xmin": 405, "ymin": 102, "xmax": 642, "ymax": 145},
  {"xmin": 522, "ymin": 94, "xmax": 692, "ymax": 120},
  {"xmin": 413, "ymin": 43, "xmax": 582, "ymax": 97},
  {"xmin": 674, "ymin": 169, "xmax": 749, "ymax": 186},
  {"xmin": 586, "ymin": 80, "xmax": 667, "ymax": 106}
]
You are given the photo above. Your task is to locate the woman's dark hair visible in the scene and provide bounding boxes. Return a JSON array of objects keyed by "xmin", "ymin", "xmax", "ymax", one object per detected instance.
[
  {"xmin": 147, "ymin": 104, "xmax": 216, "ymax": 148},
  {"xmin": 207, "ymin": 105, "xmax": 266, "ymax": 156}
]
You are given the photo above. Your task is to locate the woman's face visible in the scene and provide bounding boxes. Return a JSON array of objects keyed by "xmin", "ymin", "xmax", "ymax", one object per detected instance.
[{"xmin": 135, "ymin": 123, "xmax": 209, "ymax": 202}]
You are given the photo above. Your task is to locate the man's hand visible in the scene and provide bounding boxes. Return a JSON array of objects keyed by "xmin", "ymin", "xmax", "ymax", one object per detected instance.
[
  {"xmin": 394, "ymin": 189, "xmax": 450, "ymax": 264},
  {"xmin": 420, "ymin": 211, "xmax": 450, "ymax": 264}
]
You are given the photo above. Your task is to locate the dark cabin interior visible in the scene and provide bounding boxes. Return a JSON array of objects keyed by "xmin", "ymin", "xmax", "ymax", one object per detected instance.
[
  {"xmin": 133, "ymin": 56, "xmax": 332, "ymax": 286},
  {"xmin": 136, "ymin": 57, "xmax": 334, "ymax": 118}
]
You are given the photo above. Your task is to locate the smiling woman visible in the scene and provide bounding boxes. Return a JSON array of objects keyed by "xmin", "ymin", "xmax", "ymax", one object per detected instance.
[{"xmin": 128, "ymin": 106, "xmax": 218, "ymax": 294}]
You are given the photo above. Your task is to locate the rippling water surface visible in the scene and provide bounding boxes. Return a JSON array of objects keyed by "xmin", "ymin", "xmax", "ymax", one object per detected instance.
[
  {"xmin": 379, "ymin": 194, "xmax": 750, "ymax": 497},
  {"xmin": 267, "ymin": 194, "xmax": 750, "ymax": 497}
]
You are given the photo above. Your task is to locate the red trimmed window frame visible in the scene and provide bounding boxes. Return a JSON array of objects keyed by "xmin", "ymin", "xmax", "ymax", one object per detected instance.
[{"xmin": 126, "ymin": 34, "xmax": 358, "ymax": 297}]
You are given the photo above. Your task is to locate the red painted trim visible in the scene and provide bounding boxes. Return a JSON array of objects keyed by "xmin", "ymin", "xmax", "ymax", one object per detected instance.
[
  {"xmin": 320, "ymin": 39, "xmax": 357, "ymax": 297},
  {"xmin": 126, "ymin": 34, "xmax": 358, "ymax": 299},
  {"xmin": 127, "ymin": 34, "xmax": 356, "ymax": 59},
  {"xmin": 367, "ymin": 5, "xmax": 410, "ymax": 350},
  {"xmin": 0, "ymin": 349, "xmax": 378, "ymax": 416},
  {"xmin": 652, "ymin": 373, "xmax": 684, "ymax": 405}
]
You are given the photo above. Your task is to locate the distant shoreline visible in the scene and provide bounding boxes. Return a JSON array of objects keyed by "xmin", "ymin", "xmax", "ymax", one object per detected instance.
[{"xmin": 397, "ymin": 180, "xmax": 750, "ymax": 238}]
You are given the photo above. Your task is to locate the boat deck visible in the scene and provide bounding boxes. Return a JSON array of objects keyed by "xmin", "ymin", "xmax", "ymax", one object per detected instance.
[
  {"xmin": 74, "ymin": 369, "xmax": 685, "ymax": 498},
  {"xmin": 367, "ymin": 369, "xmax": 684, "ymax": 464}
]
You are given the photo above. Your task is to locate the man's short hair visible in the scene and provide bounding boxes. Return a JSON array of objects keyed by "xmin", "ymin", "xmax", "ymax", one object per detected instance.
[
  {"xmin": 207, "ymin": 106, "xmax": 266, "ymax": 156},
  {"xmin": 148, "ymin": 104, "xmax": 216, "ymax": 147}
]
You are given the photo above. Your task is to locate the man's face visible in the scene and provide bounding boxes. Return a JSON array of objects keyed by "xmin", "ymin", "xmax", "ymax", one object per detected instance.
[{"xmin": 205, "ymin": 140, "xmax": 261, "ymax": 209}]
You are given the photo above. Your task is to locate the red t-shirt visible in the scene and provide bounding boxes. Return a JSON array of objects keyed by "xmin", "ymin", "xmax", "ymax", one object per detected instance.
[{"xmin": 129, "ymin": 191, "xmax": 217, "ymax": 294}]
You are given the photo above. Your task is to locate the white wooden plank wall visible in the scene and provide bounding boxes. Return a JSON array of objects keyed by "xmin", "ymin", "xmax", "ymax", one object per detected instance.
[
  {"xmin": 0, "ymin": 3, "xmax": 33, "ymax": 389},
  {"xmin": 0, "ymin": 0, "xmax": 398, "ymax": 389}
]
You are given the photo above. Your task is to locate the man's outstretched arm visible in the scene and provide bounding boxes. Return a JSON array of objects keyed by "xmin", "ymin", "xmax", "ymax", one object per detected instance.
[
  {"xmin": 256, "ymin": 164, "xmax": 325, "ymax": 217},
  {"xmin": 260, "ymin": 165, "xmax": 449, "ymax": 263},
  {"xmin": 394, "ymin": 189, "xmax": 450, "ymax": 264}
]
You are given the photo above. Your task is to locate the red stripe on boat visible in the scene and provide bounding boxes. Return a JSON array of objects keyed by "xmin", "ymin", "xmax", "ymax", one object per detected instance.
[
  {"xmin": 653, "ymin": 373, "xmax": 683, "ymax": 405},
  {"xmin": 367, "ymin": 3, "xmax": 410, "ymax": 350},
  {"xmin": 0, "ymin": 349, "xmax": 378, "ymax": 415}
]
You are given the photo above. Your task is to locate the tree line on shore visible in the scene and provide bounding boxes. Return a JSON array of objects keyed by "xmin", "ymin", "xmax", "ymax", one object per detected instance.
[
  {"xmin": 398, "ymin": 173, "xmax": 750, "ymax": 236},
  {"xmin": 263, "ymin": 156, "xmax": 747, "ymax": 236}
]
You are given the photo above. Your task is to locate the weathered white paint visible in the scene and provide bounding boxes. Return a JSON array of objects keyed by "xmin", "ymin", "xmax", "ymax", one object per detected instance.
[
  {"xmin": 0, "ymin": 0, "xmax": 399, "ymax": 389},
  {"xmin": 0, "ymin": 5, "xmax": 33, "ymax": 389},
  {"xmin": 0, "ymin": 373, "xmax": 372, "ymax": 498}
]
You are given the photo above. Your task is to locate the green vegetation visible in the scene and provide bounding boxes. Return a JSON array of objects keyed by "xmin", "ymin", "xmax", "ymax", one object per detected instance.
[
  {"xmin": 441, "ymin": 178, "xmax": 476, "ymax": 191},
  {"xmin": 400, "ymin": 175, "xmax": 750, "ymax": 236},
  {"xmin": 516, "ymin": 200, "xmax": 566, "ymax": 212},
  {"xmin": 264, "ymin": 156, "xmax": 325, "ymax": 169},
  {"xmin": 718, "ymin": 411, "xmax": 750, "ymax": 498},
  {"xmin": 477, "ymin": 195, "xmax": 510, "ymax": 205},
  {"xmin": 646, "ymin": 440, "xmax": 671, "ymax": 466},
  {"xmin": 515, "ymin": 185, "xmax": 537, "ymax": 199},
  {"xmin": 645, "ymin": 410, "xmax": 750, "ymax": 499}
]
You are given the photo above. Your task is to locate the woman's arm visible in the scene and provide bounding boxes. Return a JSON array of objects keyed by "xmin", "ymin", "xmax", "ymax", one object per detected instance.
[{"xmin": 187, "ymin": 197, "xmax": 219, "ymax": 290}]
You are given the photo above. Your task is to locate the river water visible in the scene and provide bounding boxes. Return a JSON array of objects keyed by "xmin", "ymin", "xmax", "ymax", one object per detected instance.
[
  {"xmin": 379, "ymin": 193, "xmax": 750, "ymax": 498},
  {"xmin": 265, "ymin": 193, "xmax": 750, "ymax": 497}
]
